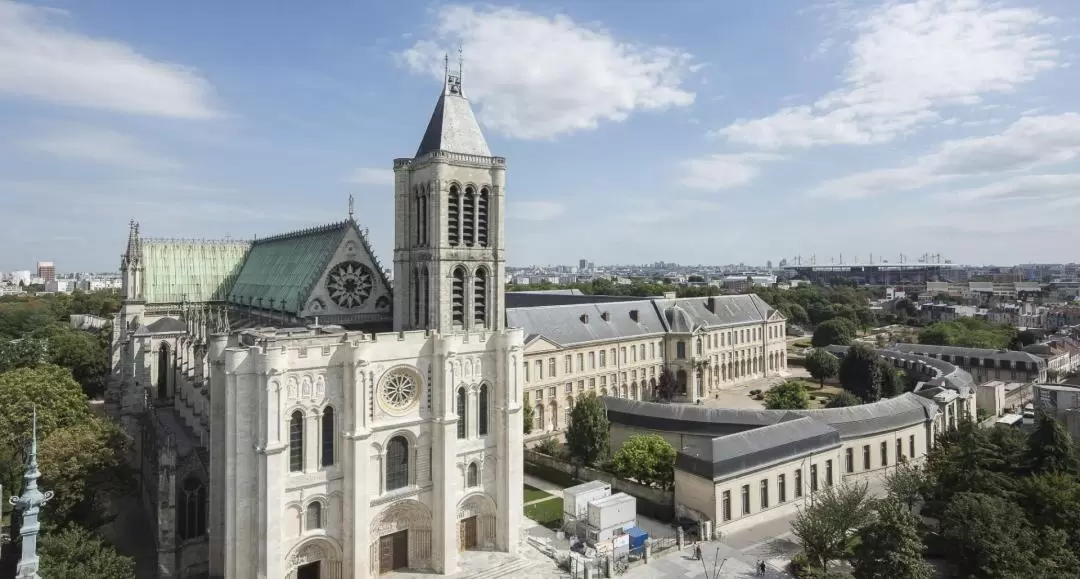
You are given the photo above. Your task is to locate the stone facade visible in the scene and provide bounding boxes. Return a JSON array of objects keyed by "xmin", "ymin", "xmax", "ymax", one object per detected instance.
[{"xmin": 107, "ymin": 66, "xmax": 524, "ymax": 579}]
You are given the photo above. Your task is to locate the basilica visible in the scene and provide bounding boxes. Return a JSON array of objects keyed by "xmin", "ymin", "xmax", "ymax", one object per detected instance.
[{"xmin": 108, "ymin": 65, "xmax": 524, "ymax": 579}]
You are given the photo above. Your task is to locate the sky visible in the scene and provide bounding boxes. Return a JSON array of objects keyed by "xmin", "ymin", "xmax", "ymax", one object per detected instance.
[{"xmin": 2, "ymin": 0, "xmax": 1079, "ymax": 272}]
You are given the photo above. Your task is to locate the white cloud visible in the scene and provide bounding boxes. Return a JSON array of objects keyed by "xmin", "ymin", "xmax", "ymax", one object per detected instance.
[
  {"xmin": 718, "ymin": 0, "xmax": 1058, "ymax": 149},
  {"xmin": 401, "ymin": 5, "xmax": 695, "ymax": 140},
  {"xmin": 344, "ymin": 167, "xmax": 394, "ymax": 186},
  {"xmin": 678, "ymin": 153, "xmax": 783, "ymax": 191},
  {"xmin": 0, "ymin": 1, "xmax": 218, "ymax": 118},
  {"xmin": 809, "ymin": 113, "xmax": 1080, "ymax": 198},
  {"xmin": 507, "ymin": 200, "xmax": 565, "ymax": 221},
  {"xmin": 20, "ymin": 125, "xmax": 180, "ymax": 170},
  {"xmin": 940, "ymin": 173, "xmax": 1080, "ymax": 204}
]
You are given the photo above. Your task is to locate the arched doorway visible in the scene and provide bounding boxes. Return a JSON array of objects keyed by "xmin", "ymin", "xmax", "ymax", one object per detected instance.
[
  {"xmin": 458, "ymin": 493, "xmax": 497, "ymax": 551},
  {"xmin": 370, "ymin": 500, "xmax": 433, "ymax": 574},
  {"xmin": 285, "ymin": 538, "xmax": 342, "ymax": 579}
]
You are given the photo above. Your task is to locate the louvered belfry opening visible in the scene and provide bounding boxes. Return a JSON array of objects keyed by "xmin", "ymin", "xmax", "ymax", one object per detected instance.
[
  {"xmin": 477, "ymin": 188, "xmax": 489, "ymax": 247},
  {"xmin": 415, "ymin": 187, "xmax": 428, "ymax": 246},
  {"xmin": 452, "ymin": 266, "xmax": 466, "ymax": 325},
  {"xmin": 474, "ymin": 268, "xmax": 487, "ymax": 328},
  {"xmin": 462, "ymin": 186, "xmax": 476, "ymax": 246},
  {"xmin": 448, "ymin": 185, "xmax": 461, "ymax": 246}
]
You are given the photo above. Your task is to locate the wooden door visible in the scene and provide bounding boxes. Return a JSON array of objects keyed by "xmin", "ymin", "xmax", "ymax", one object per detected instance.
[
  {"xmin": 379, "ymin": 534, "xmax": 394, "ymax": 574},
  {"xmin": 460, "ymin": 516, "xmax": 478, "ymax": 551},
  {"xmin": 297, "ymin": 561, "xmax": 321, "ymax": 579},
  {"xmin": 391, "ymin": 530, "xmax": 408, "ymax": 570}
]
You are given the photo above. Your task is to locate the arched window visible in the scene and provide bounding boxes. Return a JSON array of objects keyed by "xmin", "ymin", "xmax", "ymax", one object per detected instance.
[
  {"xmin": 474, "ymin": 268, "xmax": 487, "ymax": 328},
  {"xmin": 478, "ymin": 383, "xmax": 489, "ymax": 436},
  {"xmin": 178, "ymin": 477, "xmax": 206, "ymax": 540},
  {"xmin": 457, "ymin": 387, "xmax": 467, "ymax": 439},
  {"xmin": 696, "ymin": 337, "xmax": 703, "ymax": 355},
  {"xmin": 289, "ymin": 410, "xmax": 304, "ymax": 472},
  {"xmin": 448, "ymin": 185, "xmax": 461, "ymax": 246},
  {"xmin": 477, "ymin": 187, "xmax": 489, "ymax": 247},
  {"xmin": 157, "ymin": 343, "xmax": 170, "ymax": 399},
  {"xmin": 463, "ymin": 186, "xmax": 476, "ymax": 246},
  {"xmin": 306, "ymin": 501, "xmax": 323, "ymax": 530},
  {"xmin": 451, "ymin": 266, "xmax": 466, "ymax": 326},
  {"xmin": 467, "ymin": 462, "xmax": 478, "ymax": 487},
  {"xmin": 321, "ymin": 406, "xmax": 335, "ymax": 467},
  {"xmin": 386, "ymin": 436, "xmax": 409, "ymax": 491}
]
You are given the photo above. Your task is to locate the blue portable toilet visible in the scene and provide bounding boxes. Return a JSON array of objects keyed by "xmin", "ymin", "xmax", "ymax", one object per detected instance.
[{"xmin": 626, "ymin": 527, "xmax": 648, "ymax": 551}]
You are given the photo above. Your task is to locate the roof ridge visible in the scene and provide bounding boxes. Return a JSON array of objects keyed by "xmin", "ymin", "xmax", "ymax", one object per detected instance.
[
  {"xmin": 253, "ymin": 220, "xmax": 349, "ymax": 246},
  {"xmin": 507, "ymin": 300, "xmax": 651, "ymax": 312},
  {"xmin": 143, "ymin": 237, "xmax": 250, "ymax": 245}
]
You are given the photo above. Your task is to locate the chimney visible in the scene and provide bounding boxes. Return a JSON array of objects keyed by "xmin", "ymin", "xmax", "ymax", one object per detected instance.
[
  {"xmin": 630, "ymin": 309, "xmax": 639, "ymax": 322},
  {"xmin": 706, "ymin": 296, "xmax": 717, "ymax": 313}
]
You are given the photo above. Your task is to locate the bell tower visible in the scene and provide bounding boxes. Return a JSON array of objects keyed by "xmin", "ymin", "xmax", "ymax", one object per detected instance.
[{"xmin": 393, "ymin": 55, "xmax": 506, "ymax": 334}]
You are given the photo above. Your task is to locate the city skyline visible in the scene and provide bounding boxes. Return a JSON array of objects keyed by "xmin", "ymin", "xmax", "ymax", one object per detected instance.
[{"xmin": 2, "ymin": 0, "xmax": 1080, "ymax": 271}]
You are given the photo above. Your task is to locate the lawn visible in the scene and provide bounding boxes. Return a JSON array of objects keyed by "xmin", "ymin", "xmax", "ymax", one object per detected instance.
[
  {"xmin": 524, "ymin": 484, "xmax": 551, "ymax": 503},
  {"xmin": 524, "ymin": 497, "xmax": 564, "ymax": 530}
]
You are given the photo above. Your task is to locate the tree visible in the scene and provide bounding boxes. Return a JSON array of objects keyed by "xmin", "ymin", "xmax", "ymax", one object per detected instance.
[
  {"xmin": 764, "ymin": 380, "xmax": 810, "ymax": 410},
  {"xmin": 45, "ymin": 326, "xmax": 109, "ymax": 399},
  {"xmin": 895, "ymin": 298, "xmax": 918, "ymax": 318},
  {"xmin": 38, "ymin": 415, "xmax": 131, "ymax": 527},
  {"xmin": 805, "ymin": 349, "xmax": 840, "ymax": 388},
  {"xmin": 0, "ymin": 337, "xmax": 48, "ymax": 373},
  {"xmin": 790, "ymin": 482, "xmax": 875, "ymax": 571},
  {"xmin": 523, "ymin": 403, "xmax": 534, "ymax": 435},
  {"xmin": 609, "ymin": 434, "xmax": 676, "ymax": 489},
  {"xmin": 1015, "ymin": 329, "xmax": 1038, "ymax": 348},
  {"xmin": 39, "ymin": 525, "xmax": 137, "ymax": 579},
  {"xmin": 851, "ymin": 500, "xmax": 931, "ymax": 579},
  {"xmin": 566, "ymin": 393, "xmax": 609, "ymax": 466},
  {"xmin": 654, "ymin": 367, "xmax": 678, "ymax": 401},
  {"xmin": 811, "ymin": 319, "xmax": 856, "ymax": 348},
  {"xmin": 874, "ymin": 359, "xmax": 903, "ymax": 399},
  {"xmin": 838, "ymin": 344, "xmax": 880, "ymax": 402},
  {"xmin": 825, "ymin": 391, "xmax": 862, "ymax": 408},
  {"xmin": 884, "ymin": 460, "xmax": 924, "ymax": 511},
  {"xmin": 1024, "ymin": 410, "xmax": 1079, "ymax": 475},
  {"xmin": 939, "ymin": 492, "xmax": 1036, "ymax": 578}
]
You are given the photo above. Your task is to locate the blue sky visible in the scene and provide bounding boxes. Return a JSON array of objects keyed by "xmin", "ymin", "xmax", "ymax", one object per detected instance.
[{"xmin": 2, "ymin": 0, "xmax": 1079, "ymax": 272}]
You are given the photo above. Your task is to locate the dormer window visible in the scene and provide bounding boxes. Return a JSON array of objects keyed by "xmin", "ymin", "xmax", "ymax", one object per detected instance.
[
  {"xmin": 580, "ymin": 313, "xmax": 589, "ymax": 323},
  {"xmin": 601, "ymin": 311, "xmax": 610, "ymax": 322}
]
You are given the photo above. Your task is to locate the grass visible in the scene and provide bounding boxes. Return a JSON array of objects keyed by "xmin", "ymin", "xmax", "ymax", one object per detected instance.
[
  {"xmin": 793, "ymin": 338, "xmax": 813, "ymax": 348},
  {"xmin": 524, "ymin": 497, "xmax": 564, "ymax": 530},
  {"xmin": 524, "ymin": 484, "xmax": 551, "ymax": 503}
]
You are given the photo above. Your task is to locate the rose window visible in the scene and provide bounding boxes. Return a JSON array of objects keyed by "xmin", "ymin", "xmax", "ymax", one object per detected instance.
[
  {"xmin": 325, "ymin": 261, "xmax": 374, "ymax": 308},
  {"xmin": 380, "ymin": 372, "xmax": 417, "ymax": 412}
]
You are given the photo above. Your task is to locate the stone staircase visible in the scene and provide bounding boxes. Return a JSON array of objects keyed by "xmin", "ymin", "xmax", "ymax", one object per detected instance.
[{"xmin": 460, "ymin": 558, "xmax": 535, "ymax": 579}]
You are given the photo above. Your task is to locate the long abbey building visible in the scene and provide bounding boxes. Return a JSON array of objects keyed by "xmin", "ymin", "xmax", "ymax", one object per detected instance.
[{"xmin": 108, "ymin": 66, "xmax": 525, "ymax": 579}]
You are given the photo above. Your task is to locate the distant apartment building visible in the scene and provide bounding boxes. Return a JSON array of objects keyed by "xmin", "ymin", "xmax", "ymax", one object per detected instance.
[
  {"xmin": 36, "ymin": 261, "xmax": 55, "ymax": 282},
  {"xmin": 1047, "ymin": 307, "xmax": 1080, "ymax": 330},
  {"xmin": 986, "ymin": 302, "xmax": 1047, "ymax": 328},
  {"xmin": 917, "ymin": 303, "xmax": 980, "ymax": 323},
  {"xmin": 925, "ymin": 280, "xmax": 1044, "ymax": 302},
  {"xmin": 9, "ymin": 270, "xmax": 31, "ymax": 286}
]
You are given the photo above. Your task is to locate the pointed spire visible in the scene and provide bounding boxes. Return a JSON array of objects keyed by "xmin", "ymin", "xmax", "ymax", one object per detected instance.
[
  {"xmin": 415, "ymin": 48, "xmax": 490, "ymax": 158},
  {"xmin": 10, "ymin": 406, "xmax": 55, "ymax": 579},
  {"xmin": 348, "ymin": 194, "xmax": 355, "ymax": 221}
]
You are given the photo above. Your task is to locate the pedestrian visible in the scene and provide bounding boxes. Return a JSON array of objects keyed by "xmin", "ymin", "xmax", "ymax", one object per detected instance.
[
  {"xmin": 694, "ymin": 544, "xmax": 702, "ymax": 560},
  {"xmin": 759, "ymin": 559, "xmax": 767, "ymax": 575}
]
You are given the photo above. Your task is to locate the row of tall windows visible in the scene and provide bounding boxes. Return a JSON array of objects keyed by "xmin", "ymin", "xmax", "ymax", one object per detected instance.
[
  {"xmin": 289, "ymin": 407, "xmax": 336, "ymax": 473},
  {"xmin": 447, "ymin": 185, "xmax": 490, "ymax": 247},
  {"xmin": 456, "ymin": 384, "xmax": 491, "ymax": 439},
  {"xmin": 451, "ymin": 266, "xmax": 489, "ymax": 327}
]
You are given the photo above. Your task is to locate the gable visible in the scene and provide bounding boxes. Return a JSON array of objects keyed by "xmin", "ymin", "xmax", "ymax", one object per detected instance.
[
  {"xmin": 768, "ymin": 309, "xmax": 786, "ymax": 323},
  {"xmin": 299, "ymin": 225, "xmax": 393, "ymax": 323},
  {"xmin": 524, "ymin": 335, "xmax": 562, "ymax": 354}
]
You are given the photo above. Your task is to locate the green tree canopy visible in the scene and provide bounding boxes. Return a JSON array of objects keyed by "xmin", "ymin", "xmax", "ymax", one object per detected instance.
[
  {"xmin": 838, "ymin": 344, "xmax": 881, "ymax": 402},
  {"xmin": 609, "ymin": 434, "xmax": 676, "ymax": 489},
  {"xmin": 39, "ymin": 525, "xmax": 137, "ymax": 579},
  {"xmin": 825, "ymin": 390, "xmax": 862, "ymax": 408},
  {"xmin": 39, "ymin": 415, "xmax": 131, "ymax": 527},
  {"xmin": 940, "ymin": 492, "xmax": 1037, "ymax": 578},
  {"xmin": 811, "ymin": 319, "xmax": 857, "ymax": 348},
  {"xmin": 791, "ymin": 482, "xmax": 875, "ymax": 571},
  {"xmin": 764, "ymin": 380, "xmax": 810, "ymax": 410},
  {"xmin": 522, "ymin": 403, "xmax": 535, "ymax": 435},
  {"xmin": 0, "ymin": 337, "xmax": 48, "ymax": 373},
  {"xmin": 851, "ymin": 500, "xmax": 931, "ymax": 579},
  {"xmin": 1025, "ymin": 410, "xmax": 1079, "ymax": 476},
  {"xmin": 917, "ymin": 318, "xmax": 1017, "ymax": 350},
  {"xmin": 654, "ymin": 367, "xmax": 678, "ymax": 401},
  {"xmin": 805, "ymin": 348, "xmax": 840, "ymax": 388},
  {"xmin": 566, "ymin": 393, "xmax": 609, "ymax": 466}
]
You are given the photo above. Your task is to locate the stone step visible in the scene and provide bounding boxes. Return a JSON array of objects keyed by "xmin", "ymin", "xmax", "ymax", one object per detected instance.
[{"xmin": 462, "ymin": 558, "xmax": 534, "ymax": 579}]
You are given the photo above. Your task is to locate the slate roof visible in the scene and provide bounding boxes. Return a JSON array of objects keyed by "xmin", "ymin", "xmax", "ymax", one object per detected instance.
[
  {"xmin": 147, "ymin": 317, "xmax": 186, "ymax": 333},
  {"xmin": 505, "ymin": 292, "xmax": 651, "ymax": 308},
  {"xmin": 677, "ymin": 417, "xmax": 841, "ymax": 480},
  {"xmin": 141, "ymin": 239, "xmax": 250, "ymax": 304},
  {"xmin": 602, "ymin": 392, "xmax": 938, "ymax": 440},
  {"xmin": 825, "ymin": 345, "xmax": 976, "ymax": 396},
  {"xmin": 228, "ymin": 221, "xmax": 351, "ymax": 314},
  {"xmin": 654, "ymin": 295, "xmax": 776, "ymax": 331},
  {"xmin": 507, "ymin": 301, "xmax": 666, "ymax": 347},
  {"xmin": 415, "ymin": 79, "xmax": 491, "ymax": 158},
  {"xmin": 891, "ymin": 343, "xmax": 1045, "ymax": 366}
]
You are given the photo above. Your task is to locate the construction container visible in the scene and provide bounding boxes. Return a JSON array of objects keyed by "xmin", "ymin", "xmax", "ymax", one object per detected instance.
[
  {"xmin": 562, "ymin": 480, "xmax": 611, "ymax": 520},
  {"xmin": 586, "ymin": 492, "xmax": 637, "ymax": 544}
]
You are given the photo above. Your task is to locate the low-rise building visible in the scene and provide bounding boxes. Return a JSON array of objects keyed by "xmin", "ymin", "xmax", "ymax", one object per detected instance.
[{"xmin": 891, "ymin": 343, "xmax": 1047, "ymax": 384}]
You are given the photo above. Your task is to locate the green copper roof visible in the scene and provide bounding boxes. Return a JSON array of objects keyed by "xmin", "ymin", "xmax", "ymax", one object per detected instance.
[
  {"xmin": 228, "ymin": 222, "xmax": 350, "ymax": 314},
  {"xmin": 142, "ymin": 240, "xmax": 251, "ymax": 304}
]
